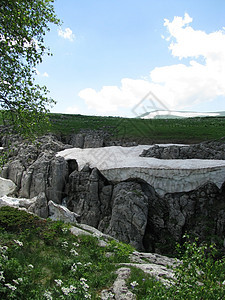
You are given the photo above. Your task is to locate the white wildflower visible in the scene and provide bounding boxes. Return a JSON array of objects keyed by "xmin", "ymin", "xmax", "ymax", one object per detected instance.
[
  {"xmin": 28, "ymin": 264, "xmax": 34, "ymax": 268},
  {"xmin": 80, "ymin": 278, "xmax": 89, "ymax": 291},
  {"xmin": 70, "ymin": 249, "xmax": 78, "ymax": 256},
  {"xmin": 54, "ymin": 279, "xmax": 63, "ymax": 287},
  {"xmin": 69, "ymin": 284, "xmax": 77, "ymax": 293},
  {"xmin": 61, "ymin": 286, "xmax": 70, "ymax": 295},
  {"xmin": 13, "ymin": 240, "xmax": 23, "ymax": 247},
  {"xmin": 62, "ymin": 228, "xmax": 68, "ymax": 234},
  {"xmin": 61, "ymin": 241, "xmax": 68, "ymax": 248},
  {"xmin": 44, "ymin": 290, "xmax": 53, "ymax": 300},
  {"xmin": 5, "ymin": 283, "xmax": 17, "ymax": 291},
  {"xmin": 72, "ymin": 242, "xmax": 79, "ymax": 247},
  {"xmin": 0, "ymin": 245, "xmax": 8, "ymax": 253},
  {"xmin": 12, "ymin": 279, "xmax": 19, "ymax": 285},
  {"xmin": 71, "ymin": 263, "xmax": 77, "ymax": 272},
  {"xmin": 0, "ymin": 271, "xmax": 5, "ymax": 282},
  {"xmin": 84, "ymin": 293, "xmax": 91, "ymax": 299},
  {"xmin": 80, "ymin": 277, "xmax": 87, "ymax": 282},
  {"xmin": 130, "ymin": 281, "xmax": 139, "ymax": 288}
]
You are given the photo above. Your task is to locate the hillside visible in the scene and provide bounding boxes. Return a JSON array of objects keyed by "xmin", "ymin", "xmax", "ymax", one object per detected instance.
[
  {"xmin": 1, "ymin": 206, "xmax": 225, "ymax": 299},
  {"xmin": 49, "ymin": 113, "xmax": 225, "ymax": 144}
]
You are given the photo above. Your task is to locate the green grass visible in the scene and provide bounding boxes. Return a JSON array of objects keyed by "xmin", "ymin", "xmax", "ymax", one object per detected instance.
[
  {"xmin": 1, "ymin": 207, "xmax": 225, "ymax": 299},
  {"xmin": 48, "ymin": 113, "xmax": 225, "ymax": 143},
  {"xmin": 0, "ymin": 206, "xmax": 133, "ymax": 299},
  {"xmin": 1, "ymin": 110, "xmax": 224, "ymax": 143}
]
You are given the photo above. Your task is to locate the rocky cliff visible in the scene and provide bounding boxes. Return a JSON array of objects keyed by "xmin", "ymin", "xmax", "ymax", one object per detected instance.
[{"xmin": 1, "ymin": 134, "xmax": 225, "ymax": 254}]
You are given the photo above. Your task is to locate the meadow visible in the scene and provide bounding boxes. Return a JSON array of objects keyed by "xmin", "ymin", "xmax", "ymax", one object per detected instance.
[
  {"xmin": 1, "ymin": 206, "xmax": 225, "ymax": 299},
  {"xmin": 49, "ymin": 113, "xmax": 225, "ymax": 143}
]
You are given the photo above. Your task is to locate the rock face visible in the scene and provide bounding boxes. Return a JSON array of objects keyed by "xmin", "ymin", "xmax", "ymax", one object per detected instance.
[
  {"xmin": 1, "ymin": 134, "xmax": 225, "ymax": 254},
  {"xmin": 0, "ymin": 177, "xmax": 16, "ymax": 197},
  {"xmin": 140, "ymin": 138, "xmax": 225, "ymax": 160},
  {"xmin": 57, "ymin": 145, "xmax": 225, "ymax": 196},
  {"xmin": 1, "ymin": 135, "xmax": 73, "ymax": 203},
  {"xmin": 106, "ymin": 182, "xmax": 148, "ymax": 250}
]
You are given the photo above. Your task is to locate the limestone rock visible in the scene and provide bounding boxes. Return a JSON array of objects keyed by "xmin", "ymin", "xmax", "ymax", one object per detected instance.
[
  {"xmin": 28, "ymin": 192, "xmax": 48, "ymax": 218},
  {"xmin": 0, "ymin": 177, "xmax": 16, "ymax": 197},
  {"xmin": 101, "ymin": 268, "xmax": 136, "ymax": 300},
  {"xmin": 67, "ymin": 166, "xmax": 109, "ymax": 228},
  {"xmin": 46, "ymin": 156, "xmax": 69, "ymax": 204},
  {"xmin": 106, "ymin": 182, "xmax": 148, "ymax": 251},
  {"xmin": 140, "ymin": 138, "xmax": 225, "ymax": 160},
  {"xmin": 0, "ymin": 195, "xmax": 35, "ymax": 209},
  {"xmin": 48, "ymin": 200, "xmax": 78, "ymax": 223},
  {"xmin": 57, "ymin": 145, "xmax": 225, "ymax": 196}
]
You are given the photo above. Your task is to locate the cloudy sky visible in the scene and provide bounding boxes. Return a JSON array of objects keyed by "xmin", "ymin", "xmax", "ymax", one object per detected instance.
[{"xmin": 36, "ymin": 0, "xmax": 225, "ymax": 117}]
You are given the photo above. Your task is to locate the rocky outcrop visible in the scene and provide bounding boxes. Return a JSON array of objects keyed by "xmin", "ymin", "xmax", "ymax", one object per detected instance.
[
  {"xmin": 143, "ymin": 181, "xmax": 225, "ymax": 254},
  {"xmin": 1, "ymin": 134, "xmax": 225, "ymax": 255},
  {"xmin": 57, "ymin": 145, "xmax": 225, "ymax": 196},
  {"xmin": 28, "ymin": 192, "xmax": 48, "ymax": 218},
  {"xmin": 48, "ymin": 200, "xmax": 79, "ymax": 223},
  {"xmin": 101, "ymin": 268, "xmax": 136, "ymax": 300},
  {"xmin": 140, "ymin": 138, "xmax": 225, "ymax": 160},
  {"xmin": 105, "ymin": 182, "xmax": 148, "ymax": 251},
  {"xmin": 0, "ymin": 177, "xmax": 16, "ymax": 197},
  {"xmin": 1, "ymin": 135, "xmax": 73, "ymax": 203},
  {"xmin": 66, "ymin": 129, "xmax": 138, "ymax": 148}
]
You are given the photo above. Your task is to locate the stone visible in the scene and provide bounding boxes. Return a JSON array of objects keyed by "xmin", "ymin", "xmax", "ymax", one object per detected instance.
[
  {"xmin": 0, "ymin": 177, "xmax": 16, "ymax": 197},
  {"xmin": 67, "ymin": 166, "xmax": 109, "ymax": 228},
  {"xmin": 48, "ymin": 200, "xmax": 78, "ymax": 223},
  {"xmin": 46, "ymin": 156, "xmax": 69, "ymax": 204},
  {"xmin": 140, "ymin": 138, "xmax": 225, "ymax": 160},
  {"xmin": 0, "ymin": 195, "xmax": 36, "ymax": 210},
  {"xmin": 106, "ymin": 182, "xmax": 148, "ymax": 251},
  {"xmin": 101, "ymin": 268, "xmax": 136, "ymax": 300},
  {"xmin": 28, "ymin": 192, "xmax": 48, "ymax": 218},
  {"xmin": 57, "ymin": 145, "xmax": 225, "ymax": 196}
]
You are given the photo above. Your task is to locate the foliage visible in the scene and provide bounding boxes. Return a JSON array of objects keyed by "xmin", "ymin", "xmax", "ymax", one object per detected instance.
[
  {"xmin": 105, "ymin": 239, "xmax": 134, "ymax": 263},
  {"xmin": 1, "ymin": 207, "xmax": 225, "ymax": 299},
  {"xmin": 0, "ymin": 207, "xmax": 118, "ymax": 299},
  {"xmin": 48, "ymin": 113, "xmax": 225, "ymax": 143},
  {"xmin": 0, "ymin": 0, "xmax": 60, "ymax": 137},
  {"xmin": 128, "ymin": 235, "xmax": 225, "ymax": 299}
]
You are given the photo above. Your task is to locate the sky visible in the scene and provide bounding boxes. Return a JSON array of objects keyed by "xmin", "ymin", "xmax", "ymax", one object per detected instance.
[{"xmin": 36, "ymin": 0, "xmax": 225, "ymax": 117}]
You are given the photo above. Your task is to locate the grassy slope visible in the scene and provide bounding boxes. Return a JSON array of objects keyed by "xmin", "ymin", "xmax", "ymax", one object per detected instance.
[
  {"xmin": 49, "ymin": 113, "xmax": 225, "ymax": 143},
  {"xmin": 1, "ymin": 207, "xmax": 225, "ymax": 300}
]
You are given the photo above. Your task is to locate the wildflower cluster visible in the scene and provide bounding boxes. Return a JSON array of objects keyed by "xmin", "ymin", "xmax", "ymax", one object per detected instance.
[
  {"xmin": 44, "ymin": 276, "xmax": 91, "ymax": 299},
  {"xmin": 0, "ymin": 243, "xmax": 28, "ymax": 298},
  {"xmin": 42, "ymin": 239, "xmax": 92, "ymax": 299},
  {"xmin": 13, "ymin": 240, "xmax": 23, "ymax": 247}
]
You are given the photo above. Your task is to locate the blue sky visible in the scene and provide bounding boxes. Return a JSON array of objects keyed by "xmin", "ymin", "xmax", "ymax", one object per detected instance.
[{"xmin": 36, "ymin": 0, "xmax": 225, "ymax": 117}]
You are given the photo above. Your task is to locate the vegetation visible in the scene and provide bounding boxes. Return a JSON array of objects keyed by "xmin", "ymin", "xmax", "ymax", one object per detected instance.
[
  {"xmin": 0, "ymin": 206, "xmax": 133, "ymax": 299},
  {"xmin": 0, "ymin": 0, "xmax": 60, "ymax": 137},
  {"xmin": 48, "ymin": 113, "xmax": 225, "ymax": 143},
  {"xmin": 129, "ymin": 236, "xmax": 225, "ymax": 299},
  {"xmin": 1, "ymin": 207, "xmax": 225, "ymax": 299}
]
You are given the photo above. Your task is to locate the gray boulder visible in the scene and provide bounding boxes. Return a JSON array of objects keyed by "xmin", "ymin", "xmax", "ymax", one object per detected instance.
[
  {"xmin": 67, "ymin": 166, "xmax": 109, "ymax": 228},
  {"xmin": 106, "ymin": 182, "xmax": 149, "ymax": 251},
  {"xmin": 48, "ymin": 200, "xmax": 78, "ymax": 223},
  {"xmin": 28, "ymin": 192, "xmax": 48, "ymax": 218}
]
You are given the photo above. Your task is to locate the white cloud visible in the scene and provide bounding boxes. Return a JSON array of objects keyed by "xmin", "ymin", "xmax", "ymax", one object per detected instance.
[
  {"xmin": 79, "ymin": 14, "xmax": 225, "ymax": 115},
  {"xmin": 43, "ymin": 72, "xmax": 49, "ymax": 78},
  {"xmin": 64, "ymin": 105, "xmax": 79, "ymax": 114},
  {"xmin": 58, "ymin": 27, "xmax": 75, "ymax": 42}
]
